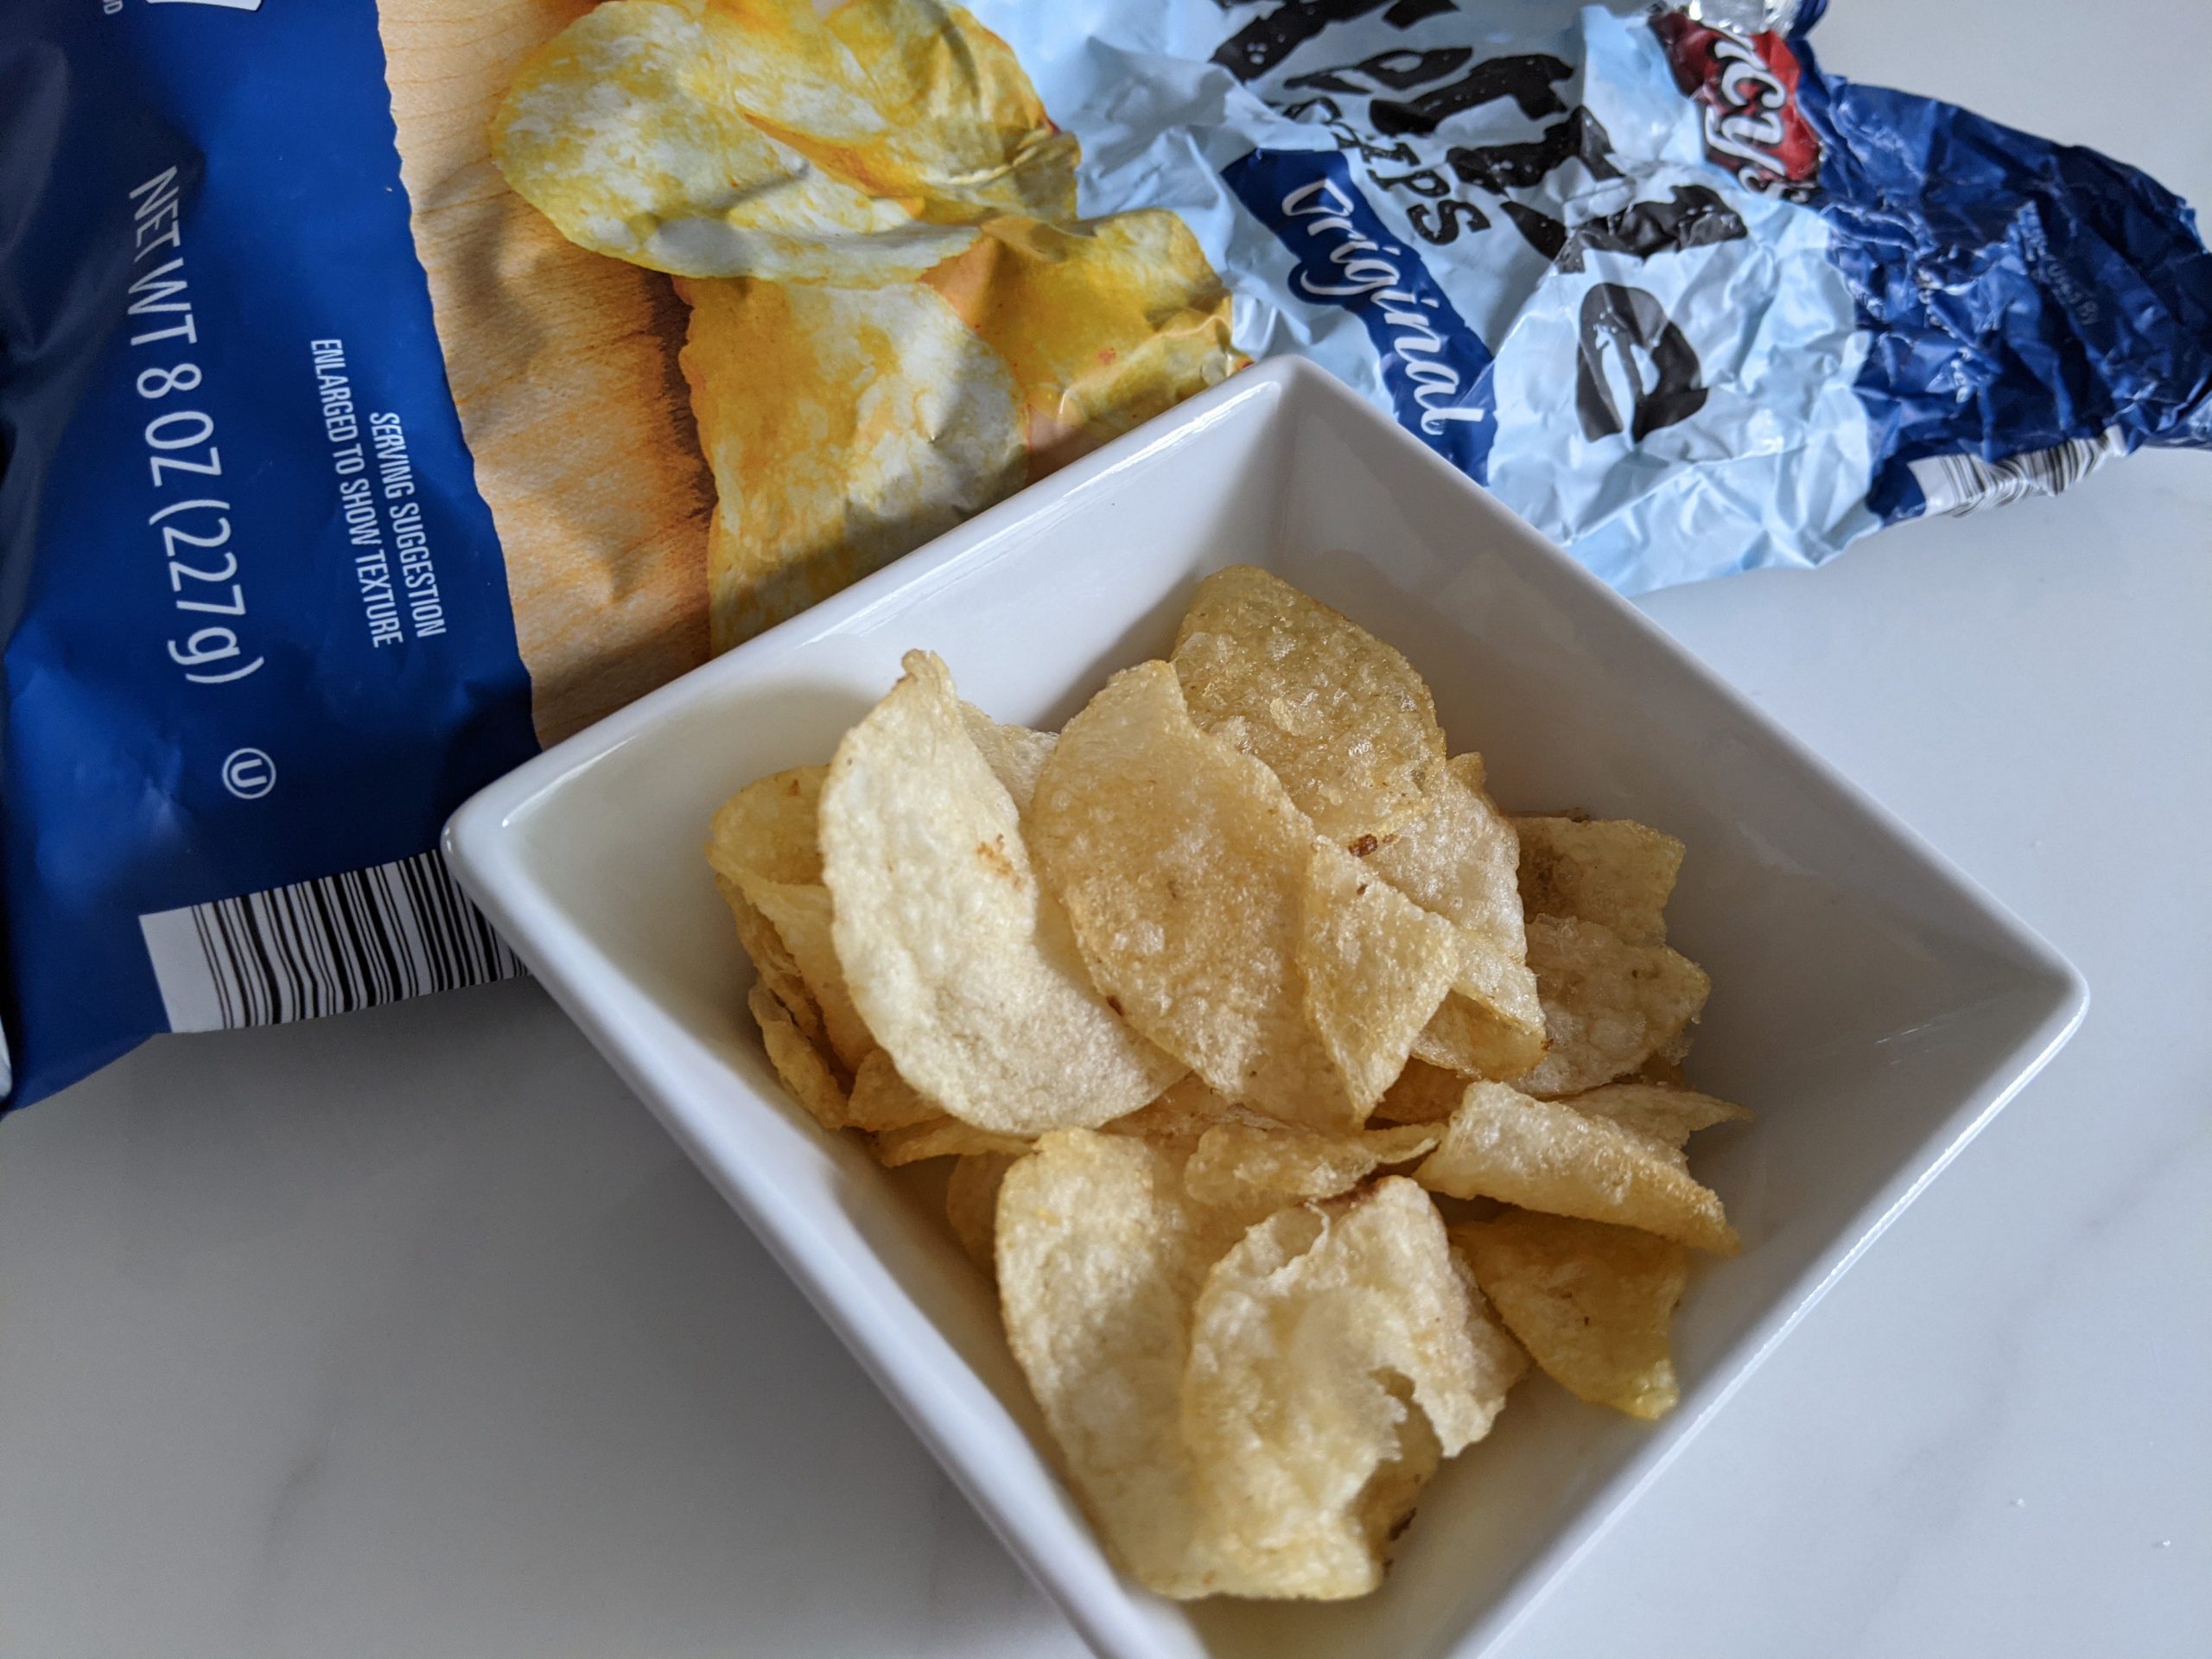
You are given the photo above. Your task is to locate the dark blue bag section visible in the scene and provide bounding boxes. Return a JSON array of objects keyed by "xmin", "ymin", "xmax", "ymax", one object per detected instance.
[
  {"xmin": 1224, "ymin": 148, "xmax": 1499, "ymax": 481},
  {"xmin": 0, "ymin": 1, "xmax": 537, "ymax": 1106},
  {"xmin": 1789, "ymin": 22, "xmax": 2212, "ymax": 518}
]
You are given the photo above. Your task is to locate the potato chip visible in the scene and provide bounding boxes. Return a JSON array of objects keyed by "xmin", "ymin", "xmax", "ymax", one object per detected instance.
[
  {"xmin": 1298, "ymin": 848, "xmax": 1461, "ymax": 1110},
  {"xmin": 1033, "ymin": 661, "xmax": 1443, "ymax": 1128},
  {"xmin": 1368, "ymin": 757, "xmax": 1524, "ymax": 974},
  {"xmin": 958, "ymin": 704, "xmax": 1055, "ymax": 814},
  {"xmin": 995, "ymin": 1131, "xmax": 1240, "ymax": 1597},
  {"xmin": 747, "ymin": 881, "xmax": 879, "ymax": 1071},
  {"xmin": 1031, "ymin": 660, "xmax": 1333, "ymax": 1120},
  {"xmin": 707, "ymin": 766, "xmax": 877, "ymax": 1069},
  {"xmin": 706, "ymin": 763, "xmax": 825, "ymax": 887},
  {"xmin": 874, "ymin": 1116, "xmax": 1033, "ymax": 1166},
  {"xmin": 1102, "ymin": 1077, "xmax": 1274, "ymax": 1149},
  {"xmin": 1414, "ymin": 1083, "xmax": 1738, "ymax": 1254},
  {"xmin": 820, "ymin": 651, "xmax": 1183, "ymax": 1135},
  {"xmin": 1514, "ymin": 816, "xmax": 1685, "ymax": 947},
  {"xmin": 926, "ymin": 214, "xmax": 1243, "ymax": 472},
  {"xmin": 1183, "ymin": 1121, "xmax": 1440, "ymax": 1227},
  {"xmin": 492, "ymin": 0, "xmax": 976, "ymax": 285},
  {"xmin": 682, "ymin": 276, "xmax": 1025, "ymax": 653},
  {"xmin": 1566, "ymin": 1082, "xmax": 1750, "ymax": 1148},
  {"xmin": 1182, "ymin": 1179, "xmax": 1523, "ymax": 1599},
  {"xmin": 1170, "ymin": 564, "xmax": 1445, "ymax": 847},
  {"xmin": 1407, "ymin": 1002, "xmax": 1518, "ymax": 1080},
  {"xmin": 823, "ymin": 0, "xmax": 1080, "ymax": 221},
  {"xmin": 844, "ymin": 1048, "xmax": 944, "ymax": 1133},
  {"xmin": 1512, "ymin": 916, "xmax": 1709, "ymax": 1097},
  {"xmin": 1371, "ymin": 1058, "xmax": 1469, "ymax": 1126},
  {"xmin": 749, "ymin": 982, "xmax": 850, "ymax": 1132},
  {"xmin": 1455, "ymin": 1211, "xmax": 1689, "ymax": 1420},
  {"xmin": 716, "ymin": 876, "xmax": 826, "ymax": 1051},
  {"xmin": 1370, "ymin": 755, "xmax": 1547, "ymax": 1079},
  {"xmin": 945, "ymin": 1150, "xmax": 1017, "ymax": 1273}
]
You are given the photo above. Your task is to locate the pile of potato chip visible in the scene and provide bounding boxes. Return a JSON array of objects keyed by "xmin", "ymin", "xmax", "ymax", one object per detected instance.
[{"xmin": 708, "ymin": 567, "xmax": 1748, "ymax": 1600}]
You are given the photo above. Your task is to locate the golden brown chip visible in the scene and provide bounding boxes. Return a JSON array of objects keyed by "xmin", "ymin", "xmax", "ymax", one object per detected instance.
[
  {"xmin": 995, "ymin": 1131, "xmax": 1241, "ymax": 1597},
  {"xmin": 1414, "ymin": 1083, "xmax": 1738, "ymax": 1254},
  {"xmin": 492, "ymin": 0, "xmax": 976, "ymax": 285},
  {"xmin": 1371, "ymin": 1058, "xmax": 1469, "ymax": 1126},
  {"xmin": 1565, "ymin": 1083, "xmax": 1751, "ymax": 1149},
  {"xmin": 1102, "ymin": 1077, "xmax": 1275, "ymax": 1149},
  {"xmin": 706, "ymin": 764, "xmax": 825, "ymax": 887},
  {"xmin": 823, "ymin": 0, "xmax": 1080, "ymax": 220},
  {"xmin": 1182, "ymin": 1122, "xmax": 1440, "ymax": 1227},
  {"xmin": 716, "ymin": 877, "xmax": 826, "ymax": 1052},
  {"xmin": 1033, "ymin": 661, "xmax": 1445, "ymax": 1128},
  {"xmin": 958, "ymin": 704, "xmax": 1056, "ymax": 814},
  {"xmin": 844, "ymin": 1048, "xmax": 944, "ymax": 1133},
  {"xmin": 749, "ymin": 982, "xmax": 850, "ymax": 1132},
  {"xmin": 1407, "ymin": 1002, "xmax": 1519, "ymax": 1080},
  {"xmin": 1032, "ymin": 659, "xmax": 1338, "ymax": 1122},
  {"xmin": 707, "ymin": 766, "xmax": 877, "ymax": 1070},
  {"xmin": 1182, "ymin": 1179, "xmax": 1523, "ymax": 1599},
  {"xmin": 1169, "ymin": 565, "xmax": 1446, "ymax": 847},
  {"xmin": 874, "ymin": 1116, "xmax": 1033, "ymax": 1166},
  {"xmin": 747, "ymin": 881, "xmax": 878, "ymax": 1071},
  {"xmin": 821, "ymin": 651, "xmax": 1183, "ymax": 1135},
  {"xmin": 1512, "ymin": 916, "xmax": 1709, "ymax": 1097},
  {"xmin": 945, "ymin": 1150, "xmax": 1017, "ymax": 1273},
  {"xmin": 925, "ymin": 214, "xmax": 1243, "ymax": 473},
  {"xmin": 1514, "ymin": 816, "xmax": 1685, "ymax": 947},
  {"xmin": 683, "ymin": 276, "xmax": 1025, "ymax": 653},
  {"xmin": 1372, "ymin": 755, "xmax": 1547, "ymax": 1078},
  {"xmin": 1455, "ymin": 1211, "xmax": 1688, "ymax": 1420},
  {"xmin": 1298, "ymin": 848, "xmax": 1462, "ymax": 1110}
]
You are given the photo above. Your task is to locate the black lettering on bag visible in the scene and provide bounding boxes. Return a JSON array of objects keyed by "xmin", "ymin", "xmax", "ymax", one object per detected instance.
[
  {"xmin": 1285, "ymin": 46, "xmax": 1473, "ymax": 94},
  {"xmin": 1212, "ymin": 0, "xmax": 1455, "ymax": 82},
  {"xmin": 1554, "ymin": 184, "xmax": 1748, "ymax": 273},
  {"xmin": 1407, "ymin": 198, "xmax": 1493, "ymax": 245},
  {"xmin": 1333, "ymin": 129, "xmax": 1422, "ymax": 166},
  {"xmin": 1373, "ymin": 164, "xmax": 1452, "ymax": 199},
  {"xmin": 1501, "ymin": 200, "xmax": 1568, "ymax": 262},
  {"xmin": 1446, "ymin": 106, "xmax": 1621, "ymax": 193},
  {"xmin": 1368, "ymin": 53, "xmax": 1573, "ymax": 137},
  {"xmin": 1574, "ymin": 283, "xmax": 1710, "ymax": 442}
]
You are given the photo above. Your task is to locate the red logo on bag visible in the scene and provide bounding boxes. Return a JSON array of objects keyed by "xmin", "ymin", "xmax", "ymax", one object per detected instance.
[{"xmin": 1651, "ymin": 10, "xmax": 1822, "ymax": 202}]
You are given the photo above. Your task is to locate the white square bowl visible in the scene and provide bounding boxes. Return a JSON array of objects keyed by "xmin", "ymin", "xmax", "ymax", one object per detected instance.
[{"xmin": 444, "ymin": 358, "xmax": 2085, "ymax": 1659}]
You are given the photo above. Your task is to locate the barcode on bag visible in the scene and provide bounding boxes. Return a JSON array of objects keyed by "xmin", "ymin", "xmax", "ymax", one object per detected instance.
[
  {"xmin": 139, "ymin": 850, "xmax": 524, "ymax": 1033},
  {"xmin": 1906, "ymin": 426, "xmax": 2125, "ymax": 517}
]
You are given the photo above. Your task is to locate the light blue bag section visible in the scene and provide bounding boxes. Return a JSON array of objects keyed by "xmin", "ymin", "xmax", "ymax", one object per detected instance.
[{"xmin": 973, "ymin": 0, "xmax": 2211, "ymax": 585}]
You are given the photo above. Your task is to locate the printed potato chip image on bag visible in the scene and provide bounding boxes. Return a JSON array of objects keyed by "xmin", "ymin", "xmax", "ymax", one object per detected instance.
[
  {"xmin": 408, "ymin": 0, "xmax": 1240, "ymax": 693},
  {"xmin": 475, "ymin": 0, "xmax": 1240, "ymax": 657},
  {"xmin": 1, "ymin": 0, "xmax": 2207, "ymax": 1105}
]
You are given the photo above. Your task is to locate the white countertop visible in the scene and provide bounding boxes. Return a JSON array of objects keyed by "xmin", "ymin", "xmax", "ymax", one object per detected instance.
[{"xmin": 4, "ymin": 4, "xmax": 2208, "ymax": 1655}]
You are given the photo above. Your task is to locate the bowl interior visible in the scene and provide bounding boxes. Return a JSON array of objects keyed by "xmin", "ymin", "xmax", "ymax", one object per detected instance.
[{"xmin": 452, "ymin": 364, "xmax": 2082, "ymax": 1659}]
